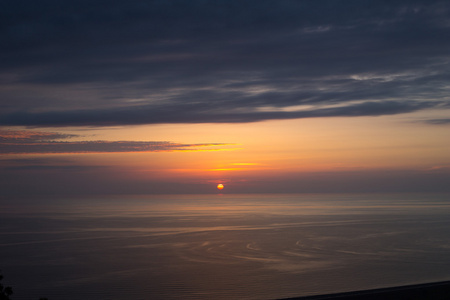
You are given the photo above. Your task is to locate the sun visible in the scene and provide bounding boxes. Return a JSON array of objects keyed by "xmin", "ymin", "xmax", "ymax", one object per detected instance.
[{"xmin": 217, "ymin": 184, "xmax": 224, "ymax": 190}]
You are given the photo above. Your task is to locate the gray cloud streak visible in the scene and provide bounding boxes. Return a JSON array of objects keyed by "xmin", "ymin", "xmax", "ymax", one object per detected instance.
[
  {"xmin": 0, "ymin": 130, "xmax": 233, "ymax": 154},
  {"xmin": 423, "ymin": 118, "xmax": 450, "ymax": 125}
]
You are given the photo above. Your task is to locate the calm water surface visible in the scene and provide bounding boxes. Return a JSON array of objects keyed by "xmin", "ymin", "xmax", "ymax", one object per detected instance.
[{"xmin": 1, "ymin": 193, "xmax": 450, "ymax": 299}]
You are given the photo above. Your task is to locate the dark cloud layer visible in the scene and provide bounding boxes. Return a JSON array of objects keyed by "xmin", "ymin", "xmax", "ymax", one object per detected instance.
[
  {"xmin": 0, "ymin": 100, "xmax": 436, "ymax": 127},
  {"xmin": 1, "ymin": 0, "xmax": 449, "ymax": 126}
]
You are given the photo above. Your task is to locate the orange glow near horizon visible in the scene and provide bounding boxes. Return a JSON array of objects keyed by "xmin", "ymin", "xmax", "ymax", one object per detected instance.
[
  {"xmin": 4, "ymin": 112, "xmax": 450, "ymax": 193},
  {"xmin": 217, "ymin": 184, "xmax": 224, "ymax": 190}
]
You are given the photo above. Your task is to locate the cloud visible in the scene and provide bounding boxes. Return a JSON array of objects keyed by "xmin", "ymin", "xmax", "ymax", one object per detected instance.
[
  {"xmin": 1, "ymin": 1, "xmax": 449, "ymax": 126},
  {"xmin": 0, "ymin": 130, "xmax": 76, "ymax": 142},
  {"xmin": 423, "ymin": 118, "xmax": 450, "ymax": 125},
  {"xmin": 0, "ymin": 100, "xmax": 437, "ymax": 127},
  {"xmin": 0, "ymin": 130, "xmax": 234, "ymax": 154},
  {"xmin": 3, "ymin": 164, "xmax": 105, "ymax": 172}
]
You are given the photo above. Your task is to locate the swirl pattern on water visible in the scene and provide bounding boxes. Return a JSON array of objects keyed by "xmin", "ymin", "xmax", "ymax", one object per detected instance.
[{"xmin": 1, "ymin": 193, "xmax": 450, "ymax": 300}]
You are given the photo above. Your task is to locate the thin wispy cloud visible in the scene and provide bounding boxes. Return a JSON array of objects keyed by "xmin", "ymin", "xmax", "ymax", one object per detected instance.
[
  {"xmin": 423, "ymin": 118, "xmax": 450, "ymax": 125},
  {"xmin": 0, "ymin": 130, "xmax": 234, "ymax": 154}
]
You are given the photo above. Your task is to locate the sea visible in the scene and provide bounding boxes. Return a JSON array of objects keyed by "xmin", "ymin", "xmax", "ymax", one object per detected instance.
[{"xmin": 1, "ymin": 193, "xmax": 450, "ymax": 300}]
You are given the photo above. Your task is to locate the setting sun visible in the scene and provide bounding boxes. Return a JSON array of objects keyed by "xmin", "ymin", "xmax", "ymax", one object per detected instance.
[{"xmin": 3, "ymin": 2, "xmax": 450, "ymax": 300}]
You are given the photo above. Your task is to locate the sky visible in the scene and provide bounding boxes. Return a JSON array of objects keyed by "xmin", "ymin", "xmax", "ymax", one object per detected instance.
[{"xmin": 1, "ymin": 0, "xmax": 450, "ymax": 197}]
